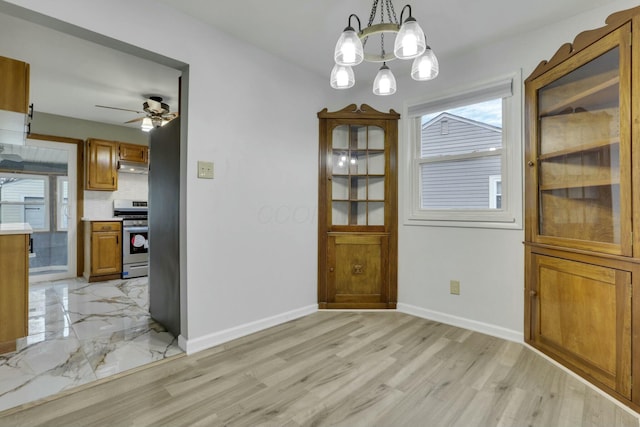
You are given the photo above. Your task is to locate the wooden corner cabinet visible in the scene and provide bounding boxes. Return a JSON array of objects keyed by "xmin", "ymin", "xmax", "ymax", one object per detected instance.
[
  {"xmin": 317, "ymin": 104, "xmax": 398, "ymax": 309},
  {"xmin": 83, "ymin": 220, "xmax": 122, "ymax": 282},
  {"xmin": 524, "ymin": 6, "xmax": 640, "ymax": 410}
]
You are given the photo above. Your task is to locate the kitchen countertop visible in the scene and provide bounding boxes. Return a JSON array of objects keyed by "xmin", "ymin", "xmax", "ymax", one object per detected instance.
[
  {"xmin": 81, "ymin": 217, "xmax": 123, "ymax": 222},
  {"xmin": 0, "ymin": 223, "xmax": 33, "ymax": 235}
]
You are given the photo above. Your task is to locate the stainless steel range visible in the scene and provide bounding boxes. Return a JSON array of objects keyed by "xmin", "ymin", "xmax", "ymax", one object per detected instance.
[{"xmin": 113, "ymin": 200, "xmax": 148, "ymax": 279}]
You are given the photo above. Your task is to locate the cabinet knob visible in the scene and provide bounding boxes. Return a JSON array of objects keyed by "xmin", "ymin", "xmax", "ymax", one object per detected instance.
[
  {"xmin": 530, "ymin": 290, "xmax": 537, "ymax": 297},
  {"xmin": 527, "ymin": 161, "xmax": 535, "ymax": 167},
  {"xmin": 329, "ymin": 267, "xmax": 334, "ymax": 272}
]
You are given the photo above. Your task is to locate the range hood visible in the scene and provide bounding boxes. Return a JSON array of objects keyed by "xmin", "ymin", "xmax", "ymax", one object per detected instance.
[{"xmin": 118, "ymin": 159, "xmax": 148, "ymax": 174}]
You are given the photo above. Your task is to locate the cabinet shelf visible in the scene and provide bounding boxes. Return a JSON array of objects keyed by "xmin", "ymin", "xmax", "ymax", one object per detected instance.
[
  {"xmin": 332, "ymin": 198, "xmax": 385, "ymax": 202},
  {"xmin": 540, "ymin": 176, "xmax": 620, "ymax": 191},
  {"xmin": 538, "ymin": 138, "xmax": 620, "ymax": 160},
  {"xmin": 540, "ymin": 70, "xmax": 619, "ymax": 116},
  {"xmin": 332, "ymin": 174, "xmax": 385, "ymax": 178}
]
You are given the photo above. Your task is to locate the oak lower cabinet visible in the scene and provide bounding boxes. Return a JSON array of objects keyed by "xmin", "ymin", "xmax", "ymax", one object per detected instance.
[
  {"xmin": 318, "ymin": 104, "xmax": 398, "ymax": 309},
  {"xmin": 526, "ymin": 248, "xmax": 632, "ymax": 399},
  {"xmin": 524, "ymin": 6, "xmax": 640, "ymax": 410},
  {"xmin": 0, "ymin": 229, "xmax": 31, "ymax": 355},
  {"xmin": 327, "ymin": 233, "xmax": 390, "ymax": 307},
  {"xmin": 83, "ymin": 221, "xmax": 122, "ymax": 282}
]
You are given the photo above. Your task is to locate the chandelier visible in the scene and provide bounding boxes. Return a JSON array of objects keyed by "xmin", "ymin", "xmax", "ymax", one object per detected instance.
[{"xmin": 330, "ymin": 0, "xmax": 439, "ymax": 96}]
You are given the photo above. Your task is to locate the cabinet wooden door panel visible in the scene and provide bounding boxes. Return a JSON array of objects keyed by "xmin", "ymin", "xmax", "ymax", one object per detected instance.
[
  {"xmin": 0, "ymin": 234, "xmax": 28, "ymax": 347},
  {"xmin": 327, "ymin": 234, "xmax": 388, "ymax": 306},
  {"xmin": 530, "ymin": 254, "xmax": 631, "ymax": 398},
  {"xmin": 91, "ymin": 231, "xmax": 121, "ymax": 275},
  {"xmin": 119, "ymin": 143, "xmax": 148, "ymax": 164},
  {"xmin": 0, "ymin": 55, "xmax": 29, "ymax": 113},
  {"xmin": 86, "ymin": 139, "xmax": 118, "ymax": 190}
]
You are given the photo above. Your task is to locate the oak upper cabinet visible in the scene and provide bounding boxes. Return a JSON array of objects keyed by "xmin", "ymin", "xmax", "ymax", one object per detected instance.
[
  {"xmin": 83, "ymin": 221, "xmax": 122, "ymax": 282},
  {"xmin": 86, "ymin": 139, "xmax": 118, "ymax": 190},
  {"xmin": 524, "ymin": 6, "xmax": 640, "ymax": 409},
  {"xmin": 0, "ymin": 55, "xmax": 29, "ymax": 114},
  {"xmin": 119, "ymin": 142, "xmax": 148, "ymax": 164},
  {"xmin": 318, "ymin": 104, "xmax": 398, "ymax": 309}
]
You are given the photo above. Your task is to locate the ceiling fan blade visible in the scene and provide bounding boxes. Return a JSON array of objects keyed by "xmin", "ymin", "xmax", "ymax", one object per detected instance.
[
  {"xmin": 95, "ymin": 104, "xmax": 145, "ymax": 114},
  {"xmin": 124, "ymin": 116, "xmax": 146, "ymax": 124}
]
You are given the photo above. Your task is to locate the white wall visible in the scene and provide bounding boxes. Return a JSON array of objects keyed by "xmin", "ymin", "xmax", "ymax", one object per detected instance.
[
  {"xmin": 356, "ymin": 0, "xmax": 639, "ymax": 341},
  {"xmin": 0, "ymin": 0, "xmax": 332, "ymax": 352}
]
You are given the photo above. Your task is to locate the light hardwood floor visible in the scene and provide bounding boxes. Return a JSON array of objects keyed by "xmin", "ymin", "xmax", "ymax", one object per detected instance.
[{"xmin": 0, "ymin": 311, "xmax": 638, "ymax": 427}]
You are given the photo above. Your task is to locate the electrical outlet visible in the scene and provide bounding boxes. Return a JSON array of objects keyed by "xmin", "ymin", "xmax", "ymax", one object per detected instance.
[
  {"xmin": 450, "ymin": 280, "xmax": 460, "ymax": 295},
  {"xmin": 197, "ymin": 161, "xmax": 214, "ymax": 179}
]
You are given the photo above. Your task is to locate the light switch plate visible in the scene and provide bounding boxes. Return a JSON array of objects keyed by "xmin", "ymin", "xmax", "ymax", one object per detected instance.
[{"xmin": 197, "ymin": 161, "xmax": 214, "ymax": 179}]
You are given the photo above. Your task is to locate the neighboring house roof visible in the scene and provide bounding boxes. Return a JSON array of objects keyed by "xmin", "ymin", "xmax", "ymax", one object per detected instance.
[{"xmin": 422, "ymin": 112, "xmax": 501, "ymax": 133}]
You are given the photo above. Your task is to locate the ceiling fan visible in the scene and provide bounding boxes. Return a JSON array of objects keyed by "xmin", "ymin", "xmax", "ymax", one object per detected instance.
[{"xmin": 96, "ymin": 96, "xmax": 178, "ymax": 132}]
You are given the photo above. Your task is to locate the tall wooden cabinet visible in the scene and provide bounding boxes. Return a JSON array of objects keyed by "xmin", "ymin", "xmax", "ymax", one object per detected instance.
[
  {"xmin": 318, "ymin": 104, "xmax": 398, "ymax": 309},
  {"xmin": 524, "ymin": 6, "xmax": 640, "ymax": 409}
]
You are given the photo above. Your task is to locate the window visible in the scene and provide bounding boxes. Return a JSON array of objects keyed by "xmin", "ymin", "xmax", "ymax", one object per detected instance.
[
  {"xmin": 404, "ymin": 72, "xmax": 522, "ymax": 229},
  {"xmin": 0, "ymin": 173, "xmax": 50, "ymax": 231}
]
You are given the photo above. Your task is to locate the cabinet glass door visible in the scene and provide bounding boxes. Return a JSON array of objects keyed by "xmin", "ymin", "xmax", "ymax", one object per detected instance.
[
  {"xmin": 537, "ymin": 43, "xmax": 625, "ymax": 249},
  {"xmin": 330, "ymin": 125, "xmax": 385, "ymax": 226}
]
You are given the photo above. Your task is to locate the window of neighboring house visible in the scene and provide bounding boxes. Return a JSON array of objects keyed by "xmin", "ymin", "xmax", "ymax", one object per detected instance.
[
  {"xmin": 0, "ymin": 174, "xmax": 50, "ymax": 231},
  {"xmin": 404, "ymin": 71, "xmax": 522, "ymax": 229},
  {"xmin": 489, "ymin": 175, "xmax": 501, "ymax": 209}
]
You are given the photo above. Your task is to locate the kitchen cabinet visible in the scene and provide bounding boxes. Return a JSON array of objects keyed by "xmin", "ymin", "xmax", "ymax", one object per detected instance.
[
  {"xmin": 86, "ymin": 139, "xmax": 149, "ymax": 190},
  {"xmin": 0, "ymin": 225, "xmax": 31, "ymax": 355},
  {"xmin": 317, "ymin": 104, "xmax": 398, "ymax": 309},
  {"xmin": 83, "ymin": 220, "xmax": 122, "ymax": 282},
  {"xmin": 524, "ymin": 5, "xmax": 640, "ymax": 409},
  {"xmin": 119, "ymin": 142, "xmax": 148, "ymax": 164},
  {"xmin": 0, "ymin": 55, "xmax": 29, "ymax": 114},
  {"xmin": 86, "ymin": 139, "xmax": 118, "ymax": 190}
]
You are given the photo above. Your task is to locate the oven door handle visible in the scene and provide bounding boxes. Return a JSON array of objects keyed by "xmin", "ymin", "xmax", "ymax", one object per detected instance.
[{"xmin": 123, "ymin": 226, "xmax": 149, "ymax": 233}]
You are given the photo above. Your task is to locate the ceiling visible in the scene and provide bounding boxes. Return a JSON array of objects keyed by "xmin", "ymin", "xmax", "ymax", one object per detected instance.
[{"xmin": 0, "ymin": 0, "xmax": 627, "ymax": 130}]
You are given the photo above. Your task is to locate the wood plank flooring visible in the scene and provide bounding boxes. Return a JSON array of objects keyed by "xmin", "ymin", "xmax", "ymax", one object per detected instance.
[{"xmin": 0, "ymin": 311, "xmax": 638, "ymax": 427}]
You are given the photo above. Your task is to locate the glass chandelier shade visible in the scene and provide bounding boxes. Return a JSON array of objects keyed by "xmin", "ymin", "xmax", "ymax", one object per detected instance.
[
  {"xmin": 411, "ymin": 46, "xmax": 439, "ymax": 81},
  {"xmin": 393, "ymin": 17, "xmax": 426, "ymax": 59},
  {"xmin": 373, "ymin": 63, "xmax": 397, "ymax": 96},
  {"xmin": 334, "ymin": 27, "xmax": 364, "ymax": 66},
  {"xmin": 330, "ymin": 64, "xmax": 355, "ymax": 89}
]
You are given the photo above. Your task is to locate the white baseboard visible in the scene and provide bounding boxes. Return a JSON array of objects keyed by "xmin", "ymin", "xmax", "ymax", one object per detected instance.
[
  {"xmin": 397, "ymin": 303, "xmax": 523, "ymax": 343},
  {"xmin": 180, "ymin": 304, "xmax": 318, "ymax": 354}
]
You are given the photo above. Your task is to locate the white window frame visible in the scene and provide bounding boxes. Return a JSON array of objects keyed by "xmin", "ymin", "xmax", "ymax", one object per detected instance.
[
  {"xmin": 489, "ymin": 174, "xmax": 501, "ymax": 209},
  {"xmin": 403, "ymin": 71, "xmax": 523, "ymax": 229}
]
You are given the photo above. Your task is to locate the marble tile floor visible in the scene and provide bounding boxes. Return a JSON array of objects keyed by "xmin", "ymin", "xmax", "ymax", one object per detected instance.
[{"xmin": 0, "ymin": 276, "xmax": 183, "ymax": 412}]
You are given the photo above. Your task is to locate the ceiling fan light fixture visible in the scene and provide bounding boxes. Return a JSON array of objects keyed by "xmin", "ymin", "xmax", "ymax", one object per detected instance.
[{"xmin": 141, "ymin": 117, "xmax": 153, "ymax": 132}]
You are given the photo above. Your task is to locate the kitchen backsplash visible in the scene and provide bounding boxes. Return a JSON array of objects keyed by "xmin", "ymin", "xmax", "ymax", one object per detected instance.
[{"xmin": 83, "ymin": 172, "xmax": 148, "ymax": 218}]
